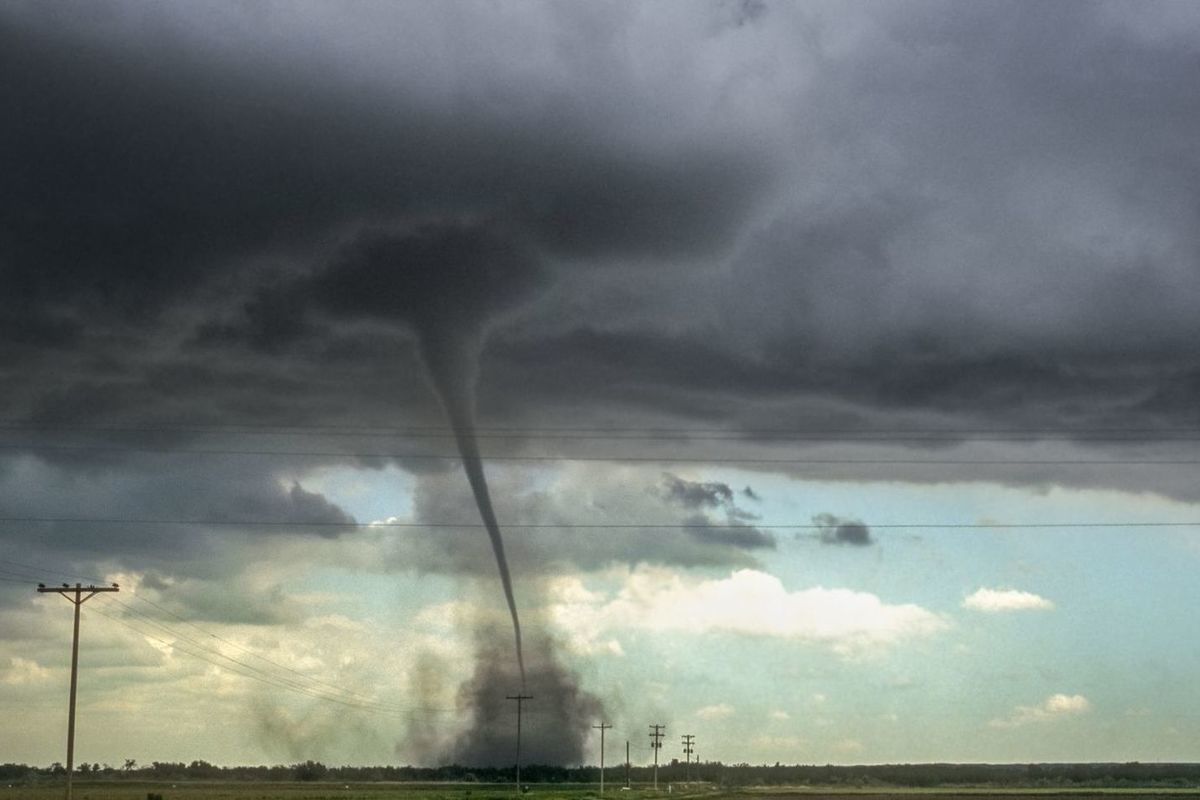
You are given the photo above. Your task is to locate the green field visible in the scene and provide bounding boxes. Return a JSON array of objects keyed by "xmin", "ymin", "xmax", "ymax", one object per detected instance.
[
  {"xmin": 7, "ymin": 785, "xmax": 1200, "ymax": 800},
  {"xmin": 0, "ymin": 783, "xmax": 669, "ymax": 800}
]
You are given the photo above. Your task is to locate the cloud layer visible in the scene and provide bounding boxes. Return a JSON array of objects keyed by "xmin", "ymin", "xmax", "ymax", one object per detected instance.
[{"xmin": 4, "ymin": 1, "xmax": 1200, "ymax": 498}]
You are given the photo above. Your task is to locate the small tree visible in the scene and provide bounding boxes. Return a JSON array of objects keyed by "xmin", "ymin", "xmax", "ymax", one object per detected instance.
[{"xmin": 294, "ymin": 761, "xmax": 328, "ymax": 782}]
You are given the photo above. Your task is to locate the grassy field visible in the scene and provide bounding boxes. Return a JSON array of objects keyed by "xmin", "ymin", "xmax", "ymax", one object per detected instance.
[
  {"xmin": 7, "ymin": 785, "xmax": 1200, "ymax": 800},
  {"xmin": 1, "ymin": 783, "xmax": 660, "ymax": 800}
]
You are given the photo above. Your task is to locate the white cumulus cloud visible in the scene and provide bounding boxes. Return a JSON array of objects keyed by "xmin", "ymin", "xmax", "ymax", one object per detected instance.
[
  {"xmin": 989, "ymin": 693, "xmax": 1092, "ymax": 729},
  {"xmin": 962, "ymin": 587, "xmax": 1055, "ymax": 612},
  {"xmin": 547, "ymin": 567, "xmax": 947, "ymax": 659}
]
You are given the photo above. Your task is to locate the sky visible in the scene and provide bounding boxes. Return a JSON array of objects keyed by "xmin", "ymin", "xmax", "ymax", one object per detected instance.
[{"xmin": 2, "ymin": 0, "xmax": 1200, "ymax": 769}]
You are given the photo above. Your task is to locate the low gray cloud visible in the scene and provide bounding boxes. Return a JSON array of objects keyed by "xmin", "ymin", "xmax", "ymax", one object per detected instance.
[
  {"xmin": 0, "ymin": 451, "xmax": 360, "ymax": 619},
  {"xmin": 660, "ymin": 474, "xmax": 773, "ymax": 550},
  {"xmin": 662, "ymin": 474, "xmax": 736, "ymax": 510},
  {"xmin": 813, "ymin": 514, "xmax": 874, "ymax": 547},
  {"xmin": 682, "ymin": 514, "xmax": 776, "ymax": 550}
]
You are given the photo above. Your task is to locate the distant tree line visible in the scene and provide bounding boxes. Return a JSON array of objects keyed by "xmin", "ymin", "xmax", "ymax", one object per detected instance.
[{"xmin": 3, "ymin": 759, "xmax": 1200, "ymax": 787}]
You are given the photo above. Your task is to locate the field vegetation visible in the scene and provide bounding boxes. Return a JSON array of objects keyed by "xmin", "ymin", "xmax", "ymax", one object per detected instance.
[
  {"xmin": 7, "ymin": 784, "xmax": 1200, "ymax": 800},
  {"xmin": 7, "ymin": 763, "xmax": 1200, "ymax": 800}
]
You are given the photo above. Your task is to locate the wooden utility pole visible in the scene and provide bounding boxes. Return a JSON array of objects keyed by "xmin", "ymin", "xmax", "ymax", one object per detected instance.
[
  {"xmin": 681, "ymin": 734, "xmax": 695, "ymax": 783},
  {"xmin": 37, "ymin": 582, "xmax": 119, "ymax": 800},
  {"xmin": 506, "ymin": 694, "xmax": 533, "ymax": 792},
  {"xmin": 625, "ymin": 740, "xmax": 630, "ymax": 789},
  {"xmin": 649, "ymin": 724, "xmax": 665, "ymax": 790},
  {"xmin": 592, "ymin": 723, "xmax": 612, "ymax": 795}
]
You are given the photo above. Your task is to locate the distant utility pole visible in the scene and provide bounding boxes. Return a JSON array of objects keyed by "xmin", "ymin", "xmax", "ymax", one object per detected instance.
[
  {"xmin": 37, "ymin": 582, "xmax": 119, "ymax": 800},
  {"xmin": 506, "ymin": 694, "xmax": 533, "ymax": 792},
  {"xmin": 649, "ymin": 724, "xmax": 665, "ymax": 791},
  {"xmin": 593, "ymin": 722, "xmax": 612, "ymax": 795},
  {"xmin": 625, "ymin": 740, "xmax": 631, "ymax": 789},
  {"xmin": 681, "ymin": 734, "xmax": 695, "ymax": 783}
]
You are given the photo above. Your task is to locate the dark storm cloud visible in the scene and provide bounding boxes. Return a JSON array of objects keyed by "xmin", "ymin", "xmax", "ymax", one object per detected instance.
[
  {"xmin": 812, "ymin": 514, "xmax": 873, "ymax": 547},
  {"xmin": 662, "ymin": 474, "xmax": 735, "ymax": 510},
  {"xmin": 657, "ymin": 474, "xmax": 772, "ymax": 549},
  {"xmin": 277, "ymin": 483, "xmax": 357, "ymax": 533},
  {"xmin": 682, "ymin": 513, "xmax": 776, "ymax": 550},
  {"xmin": 308, "ymin": 224, "xmax": 544, "ymax": 333},
  {"xmin": 3, "ymin": 0, "xmax": 1200, "ymax": 594},
  {"xmin": 0, "ymin": 455, "xmax": 356, "ymax": 541},
  {"xmin": 3, "ymin": 0, "xmax": 1197, "ymax": 395},
  {"xmin": 0, "ymin": 3, "xmax": 764, "ymax": 328}
]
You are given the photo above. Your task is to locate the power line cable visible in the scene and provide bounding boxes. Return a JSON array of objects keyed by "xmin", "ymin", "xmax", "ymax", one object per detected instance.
[
  {"xmin": 4, "ymin": 442, "xmax": 1200, "ymax": 465},
  {"xmin": 0, "ymin": 558, "xmax": 107, "ymax": 586},
  {"xmin": 117, "ymin": 593, "xmax": 420, "ymax": 709},
  {"xmin": 3, "ymin": 517, "xmax": 1200, "ymax": 530},
  {"xmin": 84, "ymin": 598, "xmax": 461, "ymax": 717},
  {"xmin": 0, "ymin": 556, "xmax": 490, "ymax": 716},
  {"xmin": 0, "ymin": 566, "xmax": 40, "ymax": 581},
  {"xmin": 6, "ymin": 420, "xmax": 1200, "ymax": 438},
  {"xmin": 0, "ymin": 558, "xmax": 456, "ymax": 715},
  {"xmin": 107, "ymin": 597, "xmax": 444, "ymax": 713},
  {"xmin": 86, "ymin": 602, "xmax": 451, "ymax": 719}
]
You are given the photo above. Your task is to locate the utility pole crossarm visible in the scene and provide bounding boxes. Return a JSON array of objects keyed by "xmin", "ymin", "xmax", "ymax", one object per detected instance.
[{"xmin": 38, "ymin": 583, "xmax": 120, "ymax": 602}]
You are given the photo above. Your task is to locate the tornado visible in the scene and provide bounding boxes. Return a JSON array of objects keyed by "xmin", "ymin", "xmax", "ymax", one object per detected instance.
[
  {"xmin": 420, "ymin": 332, "xmax": 525, "ymax": 684},
  {"xmin": 313, "ymin": 221, "xmax": 544, "ymax": 684}
]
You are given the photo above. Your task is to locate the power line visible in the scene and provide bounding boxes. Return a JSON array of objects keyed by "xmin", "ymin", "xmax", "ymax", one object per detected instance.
[
  {"xmin": 5, "ymin": 442, "xmax": 1200, "ymax": 465},
  {"xmin": 118, "ymin": 593, "xmax": 392, "ymax": 706},
  {"xmin": 4, "ymin": 517, "xmax": 1200, "ymax": 530},
  {"xmin": 6, "ymin": 557, "xmax": 461, "ymax": 716},
  {"xmin": 86, "ymin": 602, "xmax": 461, "ymax": 718},
  {"xmin": 108, "ymin": 596, "xmax": 439, "ymax": 713},
  {"xmin": 7, "ymin": 420, "xmax": 1200, "ymax": 438},
  {"xmin": 0, "ymin": 566, "xmax": 44, "ymax": 582},
  {"xmin": 0, "ymin": 558, "xmax": 106, "ymax": 585},
  {"xmin": 88, "ymin": 604, "xmax": 406, "ymax": 715}
]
